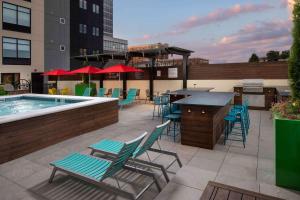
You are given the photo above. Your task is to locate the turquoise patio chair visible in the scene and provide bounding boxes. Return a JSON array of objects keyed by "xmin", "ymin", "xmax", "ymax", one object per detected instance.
[
  {"xmin": 111, "ymin": 88, "xmax": 120, "ymax": 98},
  {"xmin": 49, "ymin": 132, "xmax": 162, "ymax": 200},
  {"xmin": 89, "ymin": 120, "xmax": 182, "ymax": 183},
  {"xmin": 98, "ymin": 88, "xmax": 106, "ymax": 97},
  {"xmin": 82, "ymin": 87, "xmax": 92, "ymax": 97},
  {"xmin": 119, "ymin": 88, "xmax": 137, "ymax": 108}
]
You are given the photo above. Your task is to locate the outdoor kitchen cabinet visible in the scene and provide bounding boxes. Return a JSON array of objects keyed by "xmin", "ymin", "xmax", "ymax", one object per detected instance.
[{"xmin": 264, "ymin": 87, "xmax": 276, "ymax": 110}]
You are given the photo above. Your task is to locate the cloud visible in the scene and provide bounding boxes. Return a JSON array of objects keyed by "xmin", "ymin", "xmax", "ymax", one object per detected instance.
[
  {"xmin": 191, "ymin": 20, "xmax": 292, "ymax": 63},
  {"xmin": 175, "ymin": 4, "xmax": 273, "ymax": 32},
  {"xmin": 133, "ymin": 3, "xmax": 274, "ymax": 42},
  {"xmin": 281, "ymin": 0, "xmax": 295, "ymax": 19}
]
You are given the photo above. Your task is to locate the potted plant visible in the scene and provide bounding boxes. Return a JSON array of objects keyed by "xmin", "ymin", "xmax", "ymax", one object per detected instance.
[{"xmin": 271, "ymin": 0, "xmax": 300, "ymax": 191}]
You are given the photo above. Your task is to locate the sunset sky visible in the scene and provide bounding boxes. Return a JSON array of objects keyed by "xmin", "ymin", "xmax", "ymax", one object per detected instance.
[{"xmin": 114, "ymin": 0, "xmax": 293, "ymax": 63}]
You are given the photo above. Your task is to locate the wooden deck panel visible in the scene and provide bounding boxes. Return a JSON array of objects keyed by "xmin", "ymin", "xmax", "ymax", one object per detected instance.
[{"xmin": 201, "ymin": 181, "xmax": 283, "ymax": 200}]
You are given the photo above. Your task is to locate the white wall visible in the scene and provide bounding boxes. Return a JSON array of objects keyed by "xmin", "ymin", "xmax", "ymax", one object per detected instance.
[{"xmin": 53, "ymin": 79, "xmax": 289, "ymax": 97}]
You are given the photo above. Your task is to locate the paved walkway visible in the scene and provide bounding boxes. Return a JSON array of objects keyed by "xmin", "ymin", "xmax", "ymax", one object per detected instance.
[{"xmin": 0, "ymin": 104, "xmax": 299, "ymax": 200}]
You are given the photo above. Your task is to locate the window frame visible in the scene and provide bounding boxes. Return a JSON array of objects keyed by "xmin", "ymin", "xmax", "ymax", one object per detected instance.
[
  {"xmin": 2, "ymin": 2, "xmax": 31, "ymax": 33},
  {"xmin": 2, "ymin": 36, "xmax": 31, "ymax": 65}
]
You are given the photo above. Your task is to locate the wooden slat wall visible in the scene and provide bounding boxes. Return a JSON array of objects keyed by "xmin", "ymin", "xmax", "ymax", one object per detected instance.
[
  {"xmin": 49, "ymin": 61, "xmax": 288, "ymax": 81},
  {"xmin": 0, "ymin": 100, "xmax": 119, "ymax": 164},
  {"xmin": 188, "ymin": 61, "xmax": 288, "ymax": 80}
]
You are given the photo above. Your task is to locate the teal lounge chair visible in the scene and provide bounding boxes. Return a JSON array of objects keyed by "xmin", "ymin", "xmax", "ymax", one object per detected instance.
[
  {"xmin": 119, "ymin": 88, "xmax": 137, "ymax": 108},
  {"xmin": 111, "ymin": 88, "xmax": 120, "ymax": 98},
  {"xmin": 82, "ymin": 87, "xmax": 92, "ymax": 96},
  {"xmin": 98, "ymin": 88, "xmax": 106, "ymax": 97},
  {"xmin": 89, "ymin": 120, "xmax": 182, "ymax": 183},
  {"xmin": 49, "ymin": 132, "xmax": 161, "ymax": 200}
]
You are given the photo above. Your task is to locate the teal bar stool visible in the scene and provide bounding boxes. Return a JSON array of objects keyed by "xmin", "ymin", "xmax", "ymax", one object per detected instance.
[
  {"xmin": 224, "ymin": 109, "xmax": 247, "ymax": 148},
  {"xmin": 161, "ymin": 105, "xmax": 181, "ymax": 142}
]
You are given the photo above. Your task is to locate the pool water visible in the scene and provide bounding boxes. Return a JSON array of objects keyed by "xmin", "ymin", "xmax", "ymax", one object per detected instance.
[{"xmin": 0, "ymin": 97, "xmax": 84, "ymax": 117}]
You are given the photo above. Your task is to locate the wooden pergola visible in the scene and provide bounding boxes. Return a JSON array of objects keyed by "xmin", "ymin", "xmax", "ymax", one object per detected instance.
[{"xmin": 73, "ymin": 46, "xmax": 193, "ymax": 100}]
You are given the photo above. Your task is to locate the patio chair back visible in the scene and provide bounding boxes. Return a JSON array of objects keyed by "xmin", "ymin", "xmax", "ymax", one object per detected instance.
[
  {"xmin": 127, "ymin": 88, "xmax": 137, "ymax": 99},
  {"xmin": 103, "ymin": 132, "xmax": 148, "ymax": 179},
  {"xmin": 133, "ymin": 121, "xmax": 170, "ymax": 158},
  {"xmin": 111, "ymin": 88, "xmax": 120, "ymax": 98},
  {"xmin": 98, "ymin": 88, "xmax": 106, "ymax": 97},
  {"xmin": 83, "ymin": 87, "xmax": 92, "ymax": 96}
]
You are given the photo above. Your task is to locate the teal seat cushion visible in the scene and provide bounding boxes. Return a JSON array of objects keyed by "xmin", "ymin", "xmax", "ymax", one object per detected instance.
[
  {"xmin": 224, "ymin": 115, "xmax": 236, "ymax": 121},
  {"xmin": 51, "ymin": 153, "xmax": 112, "ymax": 181},
  {"xmin": 165, "ymin": 114, "xmax": 181, "ymax": 120},
  {"xmin": 172, "ymin": 110, "xmax": 182, "ymax": 115},
  {"xmin": 89, "ymin": 139, "xmax": 124, "ymax": 155}
]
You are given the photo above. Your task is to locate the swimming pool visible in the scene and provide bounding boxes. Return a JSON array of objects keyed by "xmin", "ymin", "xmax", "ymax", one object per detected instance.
[
  {"xmin": 0, "ymin": 94, "xmax": 119, "ymax": 164},
  {"xmin": 0, "ymin": 96, "xmax": 84, "ymax": 117}
]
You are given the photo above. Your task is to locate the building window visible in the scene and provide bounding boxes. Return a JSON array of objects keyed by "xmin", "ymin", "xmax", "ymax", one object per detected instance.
[
  {"xmin": 79, "ymin": 0, "xmax": 87, "ymax": 10},
  {"xmin": 60, "ymin": 45, "xmax": 65, "ymax": 51},
  {"xmin": 79, "ymin": 24, "xmax": 87, "ymax": 34},
  {"xmin": 92, "ymin": 27, "xmax": 99, "ymax": 36},
  {"xmin": 2, "ymin": 2, "xmax": 31, "ymax": 33},
  {"xmin": 59, "ymin": 18, "xmax": 65, "ymax": 24},
  {"xmin": 2, "ymin": 37, "xmax": 31, "ymax": 65},
  {"xmin": 92, "ymin": 4, "xmax": 99, "ymax": 14},
  {"xmin": 79, "ymin": 48, "xmax": 87, "ymax": 56}
]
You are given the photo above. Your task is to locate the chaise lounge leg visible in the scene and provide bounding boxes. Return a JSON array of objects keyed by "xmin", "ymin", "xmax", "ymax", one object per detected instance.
[
  {"xmin": 49, "ymin": 168, "xmax": 57, "ymax": 183},
  {"xmin": 90, "ymin": 149, "xmax": 95, "ymax": 155}
]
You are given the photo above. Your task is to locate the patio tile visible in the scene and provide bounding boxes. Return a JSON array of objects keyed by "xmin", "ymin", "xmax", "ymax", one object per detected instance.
[
  {"xmin": 259, "ymin": 183, "xmax": 300, "ymax": 200},
  {"xmin": 0, "ymin": 176, "xmax": 29, "ymax": 200},
  {"xmin": 154, "ymin": 182, "xmax": 203, "ymax": 200},
  {"xmin": 187, "ymin": 156, "xmax": 223, "ymax": 173},
  {"xmin": 215, "ymin": 174, "xmax": 260, "ymax": 192},
  {"xmin": 258, "ymin": 158, "xmax": 274, "ymax": 172},
  {"xmin": 257, "ymin": 169, "xmax": 275, "ymax": 185},
  {"xmin": 223, "ymin": 152, "xmax": 257, "ymax": 169},
  {"xmin": 0, "ymin": 158, "xmax": 45, "ymax": 182},
  {"xmin": 171, "ymin": 166, "xmax": 217, "ymax": 190},
  {"xmin": 218, "ymin": 163, "xmax": 257, "ymax": 181},
  {"xmin": 193, "ymin": 148, "xmax": 227, "ymax": 161}
]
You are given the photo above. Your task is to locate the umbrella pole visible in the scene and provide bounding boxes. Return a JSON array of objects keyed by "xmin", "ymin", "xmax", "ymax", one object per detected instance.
[{"xmin": 89, "ymin": 74, "xmax": 91, "ymax": 94}]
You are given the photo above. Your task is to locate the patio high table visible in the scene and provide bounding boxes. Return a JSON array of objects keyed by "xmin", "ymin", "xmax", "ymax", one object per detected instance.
[{"xmin": 173, "ymin": 91, "xmax": 234, "ymax": 149}]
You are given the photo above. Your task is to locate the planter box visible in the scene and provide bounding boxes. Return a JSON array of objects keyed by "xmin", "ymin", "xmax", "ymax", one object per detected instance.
[
  {"xmin": 75, "ymin": 83, "xmax": 96, "ymax": 96},
  {"xmin": 275, "ymin": 117, "xmax": 300, "ymax": 191}
]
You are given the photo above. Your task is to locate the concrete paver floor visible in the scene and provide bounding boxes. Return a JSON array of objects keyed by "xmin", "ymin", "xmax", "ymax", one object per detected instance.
[{"xmin": 0, "ymin": 104, "xmax": 299, "ymax": 200}]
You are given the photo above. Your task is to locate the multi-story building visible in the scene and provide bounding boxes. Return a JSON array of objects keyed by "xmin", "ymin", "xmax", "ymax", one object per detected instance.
[
  {"xmin": 0, "ymin": 0, "xmax": 44, "ymax": 86},
  {"xmin": 1, "ymin": 0, "xmax": 128, "ymax": 89}
]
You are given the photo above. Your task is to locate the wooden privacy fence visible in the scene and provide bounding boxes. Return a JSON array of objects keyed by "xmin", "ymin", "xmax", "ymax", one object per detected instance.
[
  {"xmin": 188, "ymin": 61, "xmax": 288, "ymax": 80},
  {"xmin": 50, "ymin": 61, "xmax": 288, "ymax": 81}
]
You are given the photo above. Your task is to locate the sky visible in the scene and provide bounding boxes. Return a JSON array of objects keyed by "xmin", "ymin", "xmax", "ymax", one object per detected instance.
[{"xmin": 113, "ymin": 0, "xmax": 294, "ymax": 63}]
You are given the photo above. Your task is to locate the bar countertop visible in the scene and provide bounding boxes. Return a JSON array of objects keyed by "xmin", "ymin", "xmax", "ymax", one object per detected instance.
[
  {"xmin": 167, "ymin": 88, "xmax": 214, "ymax": 95},
  {"xmin": 173, "ymin": 92, "xmax": 234, "ymax": 106}
]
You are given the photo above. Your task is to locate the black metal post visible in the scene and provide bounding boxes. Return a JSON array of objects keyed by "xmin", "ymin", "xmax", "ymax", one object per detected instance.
[
  {"xmin": 182, "ymin": 55, "xmax": 189, "ymax": 89},
  {"xmin": 150, "ymin": 58, "xmax": 155, "ymax": 101},
  {"xmin": 99, "ymin": 74, "xmax": 104, "ymax": 88},
  {"xmin": 122, "ymin": 73, "xmax": 127, "ymax": 99}
]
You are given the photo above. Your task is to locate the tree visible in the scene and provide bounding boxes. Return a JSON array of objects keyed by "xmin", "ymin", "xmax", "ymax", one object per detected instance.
[
  {"xmin": 266, "ymin": 50, "xmax": 280, "ymax": 61},
  {"xmin": 248, "ymin": 53, "xmax": 259, "ymax": 63},
  {"xmin": 281, "ymin": 50, "xmax": 290, "ymax": 60},
  {"xmin": 289, "ymin": 1, "xmax": 300, "ymax": 100}
]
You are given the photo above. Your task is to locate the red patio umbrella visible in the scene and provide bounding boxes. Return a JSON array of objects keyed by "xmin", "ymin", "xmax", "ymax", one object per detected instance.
[
  {"xmin": 96, "ymin": 64, "xmax": 143, "ymax": 74},
  {"xmin": 42, "ymin": 69, "xmax": 74, "ymax": 76},
  {"xmin": 43, "ymin": 69, "xmax": 75, "ymax": 91},
  {"xmin": 96, "ymin": 64, "xmax": 143, "ymax": 89},
  {"xmin": 70, "ymin": 66, "xmax": 102, "ymax": 90}
]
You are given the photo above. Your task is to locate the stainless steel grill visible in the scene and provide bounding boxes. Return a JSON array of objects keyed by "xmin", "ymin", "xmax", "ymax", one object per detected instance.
[{"xmin": 242, "ymin": 79, "xmax": 264, "ymax": 93}]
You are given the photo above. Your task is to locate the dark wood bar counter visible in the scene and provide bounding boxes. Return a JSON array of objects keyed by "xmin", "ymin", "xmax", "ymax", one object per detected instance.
[{"xmin": 173, "ymin": 91, "xmax": 234, "ymax": 149}]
